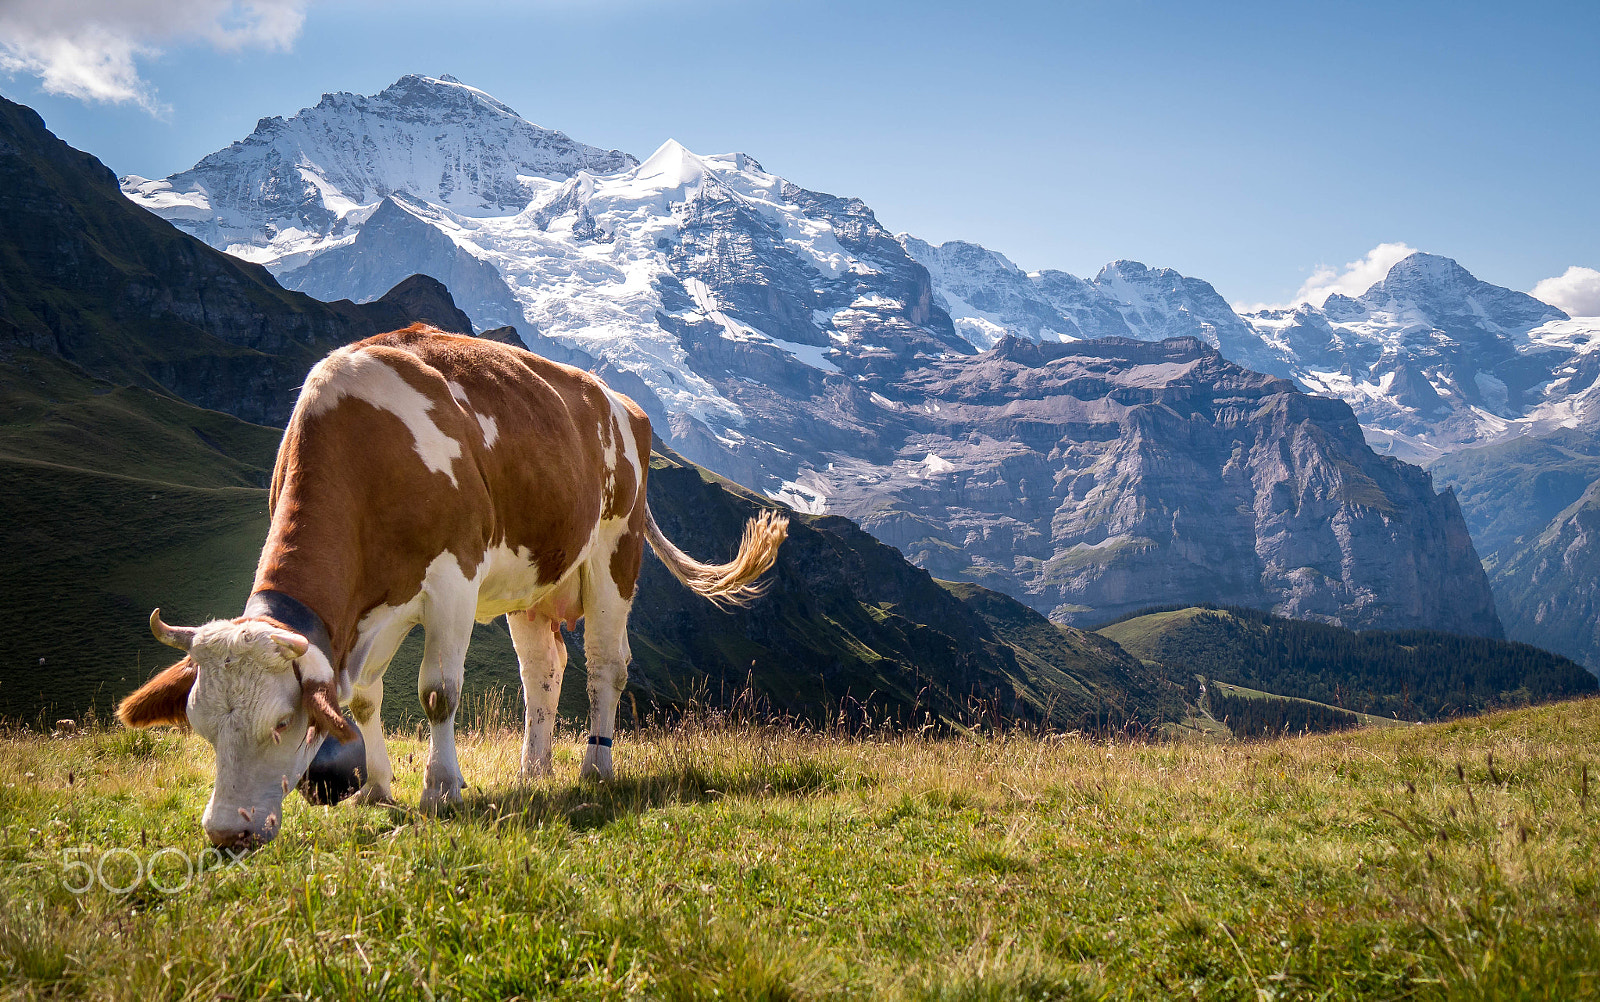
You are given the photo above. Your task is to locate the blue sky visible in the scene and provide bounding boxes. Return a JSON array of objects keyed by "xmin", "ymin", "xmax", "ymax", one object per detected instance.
[{"xmin": 3, "ymin": 0, "xmax": 1596, "ymax": 309}]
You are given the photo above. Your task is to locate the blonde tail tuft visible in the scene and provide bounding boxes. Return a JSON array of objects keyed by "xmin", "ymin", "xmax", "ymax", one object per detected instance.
[{"xmin": 644, "ymin": 507, "xmax": 788, "ymax": 609}]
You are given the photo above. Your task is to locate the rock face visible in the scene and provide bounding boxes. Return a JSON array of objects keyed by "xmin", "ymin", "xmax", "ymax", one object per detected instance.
[
  {"xmin": 1490, "ymin": 480, "xmax": 1600, "ymax": 673},
  {"xmin": 118, "ymin": 75, "xmax": 1501, "ymax": 635},
  {"xmin": 815, "ymin": 336, "xmax": 1501, "ymax": 634},
  {"xmin": 1432, "ymin": 428, "xmax": 1600, "ymax": 672},
  {"xmin": 903, "ymin": 239, "xmax": 1600, "ymax": 466}
]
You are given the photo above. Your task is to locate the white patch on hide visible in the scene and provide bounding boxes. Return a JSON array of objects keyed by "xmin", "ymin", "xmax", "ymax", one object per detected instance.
[{"xmin": 302, "ymin": 348, "xmax": 463, "ymax": 485}]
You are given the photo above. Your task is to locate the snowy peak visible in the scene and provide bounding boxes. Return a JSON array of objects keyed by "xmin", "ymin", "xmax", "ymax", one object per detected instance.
[
  {"xmin": 632, "ymin": 139, "xmax": 712, "ymax": 192},
  {"xmin": 1239, "ymin": 251, "xmax": 1597, "ymax": 463},
  {"xmin": 120, "ymin": 73, "xmax": 637, "ymax": 261},
  {"xmin": 1356, "ymin": 252, "xmax": 1568, "ymax": 332},
  {"xmin": 363, "ymin": 73, "xmax": 525, "ymax": 121},
  {"xmin": 898, "ymin": 239, "xmax": 1284, "ymax": 370}
]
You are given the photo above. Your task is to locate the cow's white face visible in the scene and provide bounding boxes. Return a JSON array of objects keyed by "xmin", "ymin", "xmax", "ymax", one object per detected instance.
[
  {"xmin": 118, "ymin": 611, "xmax": 357, "ymax": 849},
  {"xmin": 182, "ymin": 621, "xmax": 329, "ymax": 847}
]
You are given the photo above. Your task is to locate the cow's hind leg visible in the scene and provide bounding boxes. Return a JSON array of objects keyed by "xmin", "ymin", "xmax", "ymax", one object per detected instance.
[
  {"xmin": 417, "ymin": 612, "xmax": 473, "ymax": 812},
  {"xmin": 508, "ymin": 611, "xmax": 567, "ymax": 778},
  {"xmin": 579, "ymin": 529, "xmax": 644, "ymax": 780}
]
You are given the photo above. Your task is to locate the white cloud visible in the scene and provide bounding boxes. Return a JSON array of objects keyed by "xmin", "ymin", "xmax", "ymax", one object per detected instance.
[
  {"xmin": 0, "ymin": 0, "xmax": 307, "ymax": 115},
  {"xmin": 1236, "ymin": 242, "xmax": 1419, "ymax": 314},
  {"xmin": 1530, "ymin": 266, "xmax": 1600, "ymax": 318}
]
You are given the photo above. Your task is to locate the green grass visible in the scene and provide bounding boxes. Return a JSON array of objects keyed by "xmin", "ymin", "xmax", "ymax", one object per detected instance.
[
  {"xmin": 1208, "ymin": 681, "xmax": 1406, "ymax": 730},
  {"xmin": 4, "ymin": 698, "xmax": 1599, "ymax": 999},
  {"xmin": 1094, "ymin": 608, "xmax": 1216, "ymax": 659}
]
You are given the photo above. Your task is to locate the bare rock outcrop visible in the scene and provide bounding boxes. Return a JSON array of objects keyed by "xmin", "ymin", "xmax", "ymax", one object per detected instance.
[{"xmin": 816, "ymin": 336, "xmax": 1500, "ymax": 635}]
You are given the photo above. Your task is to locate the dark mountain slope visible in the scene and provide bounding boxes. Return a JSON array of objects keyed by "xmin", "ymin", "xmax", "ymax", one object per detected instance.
[
  {"xmin": 1431, "ymin": 427, "xmax": 1600, "ymax": 561},
  {"xmin": 0, "ymin": 94, "xmax": 446, "ymax": 426},
  {"xmin": 1429, "ymin": 428, "xmax": 1600, "ymax": 672},
  {"xmin": 597, "ymin": 446, "xmax": 1185, "ymax": 729}
]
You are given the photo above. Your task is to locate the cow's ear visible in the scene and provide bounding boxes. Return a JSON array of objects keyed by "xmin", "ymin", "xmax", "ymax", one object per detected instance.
[
  {"xmin": 302, "ymin": 677, "xmax": 358, "ymax": 744},
  {"xmin": 116, "ymin": 658, "xmax": 197, "ymax": 729}
]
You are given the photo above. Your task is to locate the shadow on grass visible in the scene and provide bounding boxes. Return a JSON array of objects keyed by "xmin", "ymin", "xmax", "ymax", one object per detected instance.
[{"xmin": 450, "ymin": 755, "xmax": 864, "ymax": 832}]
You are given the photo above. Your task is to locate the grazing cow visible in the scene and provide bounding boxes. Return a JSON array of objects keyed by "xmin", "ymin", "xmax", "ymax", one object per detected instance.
[{"xmin": 117, "ymin": 326, "xmax": 787, "ymax": 847}]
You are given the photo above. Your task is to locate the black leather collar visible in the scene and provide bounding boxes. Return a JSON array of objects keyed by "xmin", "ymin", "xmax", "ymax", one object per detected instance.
[{"xmin": 243, "ymin": 590, "xmax": 333, "ymax": 666}]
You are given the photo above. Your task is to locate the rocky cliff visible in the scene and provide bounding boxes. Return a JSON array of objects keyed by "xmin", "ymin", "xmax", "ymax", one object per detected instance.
[
  {"xmin": 1490, "ymin": 479, "xmax": 1600, "ymax": 674},
  {"xmin": 820, "ymin": 336, "xmax": 1501, "ymax": 634}
]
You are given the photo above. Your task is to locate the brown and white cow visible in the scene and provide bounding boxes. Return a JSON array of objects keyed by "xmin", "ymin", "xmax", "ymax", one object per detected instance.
[{"xmin": 116, "ymin": 325, "xmax": 787, "ymax": 847}]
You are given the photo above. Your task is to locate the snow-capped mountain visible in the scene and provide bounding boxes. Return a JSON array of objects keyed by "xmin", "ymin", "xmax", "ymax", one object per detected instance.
[
  {"xmin": 118, "ymin": 74, "xmax": 1502, "ymax": 633},
  {"xmin": 1242, "ymin": 254, "xmax": 1600, "ymax": 462},
  {"xmin": 121, "ymin": 74, "xmax": 635, "ymax": 273},
  {"xmin": 898, "ymin": 236, "xmax": 1286, "ymax": 374},
  {"xmin": 906, "ymin": 237, "xmax": 1600, "ymax": 464}
]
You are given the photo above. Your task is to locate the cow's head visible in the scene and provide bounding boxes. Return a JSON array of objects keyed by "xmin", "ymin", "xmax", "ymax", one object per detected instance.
[{"xmin": 117, "ymin": 609, "xmax": 357, "ymax": 848}]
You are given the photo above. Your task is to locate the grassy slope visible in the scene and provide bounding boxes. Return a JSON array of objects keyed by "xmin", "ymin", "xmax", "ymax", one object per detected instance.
[
  {"xmin": 1095, "ymin": 606, "xmax": 1597, "ymax": 721},
  {"xmin": 2, "ymin": 700, "xmax": 1598, "ymax": 999},
  {"xmin": 1095, "ymin": 608, "xmax": 1212, "ymax": 660},
  {"xmin": 0, "ymin": 353, "xmax": 518, "ymax": 722},
  {"xmin": 935, "ymin": 580, "xmax": 1185, "ymax": 728},
  {"xmin": 0, "ymin": 355, "xmax": 277, "ymax": 717},
  {"xmin": 1207, "ymin": 680, "xmax": 1405, "ymax": 729}
]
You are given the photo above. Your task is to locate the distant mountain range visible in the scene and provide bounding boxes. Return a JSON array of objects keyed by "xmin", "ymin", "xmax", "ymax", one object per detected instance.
[
  {"xmin": 123, "ymin": 74, "xmax": 1600, "ymax": 474},
  {"xmin": 904, "ymin": 241, "xmax": 1599, "ymax": 465},
  {"xmin": 112, "ymin": 74, "xmax": 1515, "ymax": 636}
]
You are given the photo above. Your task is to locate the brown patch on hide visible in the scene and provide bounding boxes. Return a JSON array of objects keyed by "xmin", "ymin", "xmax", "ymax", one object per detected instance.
[{"xmin": 422, "ymin": 684, "xmax": 457, "ymax": 724}]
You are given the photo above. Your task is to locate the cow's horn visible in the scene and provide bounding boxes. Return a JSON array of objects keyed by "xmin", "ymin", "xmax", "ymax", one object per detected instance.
[
  {"xmin": 149, "ymin": 609, "xmax": 197, "ymax": 652},
  {"xmin": 266, "ymin": 629, "xmax": 309, "ymax": 660}
]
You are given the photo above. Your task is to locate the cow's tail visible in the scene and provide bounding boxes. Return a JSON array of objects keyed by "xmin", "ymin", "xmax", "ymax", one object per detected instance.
[{"xmin": 643, "ymin": 505, "xmax": 788, "ymax": 609}]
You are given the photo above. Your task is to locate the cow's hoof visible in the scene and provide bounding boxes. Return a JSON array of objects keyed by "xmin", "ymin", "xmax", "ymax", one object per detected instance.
[
  {"xmin": 578, "ymin": 758, "xmax": 614, "ymax": 782},
  {"xmin": 420, "ymin": 776, "xmax": 465, "ymax": 814},
  {"xmin": 350, "ymin": 784, "xmax": 395, "ymax": 807}
]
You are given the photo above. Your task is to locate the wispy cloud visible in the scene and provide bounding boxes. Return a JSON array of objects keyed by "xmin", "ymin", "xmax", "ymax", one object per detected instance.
[
  {"xmin": 1236, "ymin": 242, "xmax": 1419, "ymax": 314},
  {"xmin": 1531, "ymin": 266, "xmax": 1600, "ymax": 318},
  {"xmin": 0, "ymin": 0, "xmax": 307, "ymax": 115}
]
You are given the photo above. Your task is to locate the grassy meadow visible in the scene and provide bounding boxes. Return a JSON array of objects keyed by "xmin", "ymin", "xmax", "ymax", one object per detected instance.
[{"xmin": 3, "ymin": 696, "xmax": 1599, "ymax": 1000}]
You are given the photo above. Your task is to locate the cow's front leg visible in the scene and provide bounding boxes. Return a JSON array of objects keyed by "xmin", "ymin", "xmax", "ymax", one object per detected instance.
[
  {"xmin": 508, "ymin": 611, "xmax": 567, "ymax": 778},
  {"xmin": 347, "ymin": 677, "xmax": 394, "ymax": 805},
  {"xmin": 418, "ymin": 615, "xmax": 472, "ymax": 813}
]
